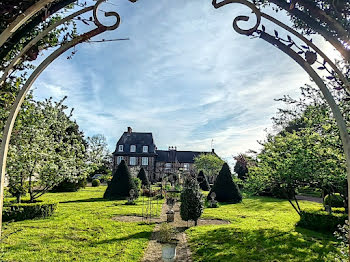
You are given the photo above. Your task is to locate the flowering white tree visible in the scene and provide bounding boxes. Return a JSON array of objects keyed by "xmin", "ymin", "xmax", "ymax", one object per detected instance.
[{"xmin": 7, "ymin": 97, "xmax": 88, "ymax": 202}]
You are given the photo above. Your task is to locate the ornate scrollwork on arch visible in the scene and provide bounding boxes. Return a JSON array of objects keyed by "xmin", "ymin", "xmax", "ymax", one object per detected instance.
[
  {"xmin": 93, "ymin": 0, "xmax": 121, "ymax": 30},
  {"xmin": 212, "ymin": 0, "xmax": 261, "ymax": 36}
]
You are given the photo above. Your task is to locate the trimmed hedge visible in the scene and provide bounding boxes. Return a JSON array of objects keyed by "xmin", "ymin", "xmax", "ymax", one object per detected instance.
[
  {"xmin": 208, "ymin": 163, "xmax": 242, "ymax": 203},
  {"xmin": 104, "ymin": 160, "xmax": 139, "ymax": 200},
  {"xmin": 92, "ymin": 179, "xmax": 100, "ymax": 187},
  {"xmin": 52, "ymin": 179, "xmax": 87, "ymax": 192},
  {"xmin": 3, "ymin": 201, "xmax": 58, "ymax": 222},
  {"xmin": 297, "ymin": 209, "xmax": 347, "ymax": 233},
  {"xmin": 324, "ymin": 193, "xmax": 344, "ymax": 208}
]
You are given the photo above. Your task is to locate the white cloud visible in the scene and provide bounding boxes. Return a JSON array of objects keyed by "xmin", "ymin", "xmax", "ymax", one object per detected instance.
[{"xmin": 30, "ymin": 0, "xmax": 337, "ymax": 167}]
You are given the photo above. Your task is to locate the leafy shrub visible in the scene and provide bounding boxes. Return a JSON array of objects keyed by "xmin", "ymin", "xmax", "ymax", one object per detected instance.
[
  {"xmin": 92, "ymin": 179, "xmax": 100, "ymax": 187},
  {"xmin": 133, "ymin": 177, "xmax": 142, "ymax": 193},
  {"xmin": 180, "ymin": 177, "xmax": 204, "ymax": 226},
  {"xmin": 142, "ymin": 188, "xmax": 157, "ymax": 197},
  {"xmin": 208, "ymin": 163, "xmax": 242, "ymax": 203},
  {"xmin": 137, "ymin": 168, "xmax": 150, "ymax": 186},
  {"xmin": 103, "ymin": 160, "xmax": 139, "ymax": 200},
  {"xmin": 158, "ymin": 223, "xmax": 177, "ymax": 244},
  {"xmin": 324, "ymin": 193, "xmax": 344, "ymax": 208},
  {"xmin": 297, "ymin": 209, "xmax": 347, "ymax": 233},
  {"xmin": 3, "ymin": 201, "xmax": 58, "ymax": 222},
  {"xmin": 197, "ymin": 171, "xmax": 210, "ymax": 191},
  {"xmin": 52, "ymin": 178, "xmax": 87, "ymax": 192}
]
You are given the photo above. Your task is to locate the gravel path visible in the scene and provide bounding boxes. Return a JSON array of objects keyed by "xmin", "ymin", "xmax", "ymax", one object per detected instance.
[{"xmin": 141, "ymin": 201, "xmax": 230, "ymax": 262}]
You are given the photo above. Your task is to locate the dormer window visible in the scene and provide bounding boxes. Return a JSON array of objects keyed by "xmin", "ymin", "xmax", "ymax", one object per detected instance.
[
  {"xmin": 143, "ymin": 146, "xmax": 148, "ymax": 153},
  {"xmin": 130, "ymin": 145, "xmax": 136, "ymax": 152},
  {"xmin": 118, "ymin": 145, "xmax": 124, "ymax": 152}
]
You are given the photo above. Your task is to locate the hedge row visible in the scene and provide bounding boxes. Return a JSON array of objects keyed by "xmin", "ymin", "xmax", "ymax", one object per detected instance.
[
  {"xmin": 3, "ymin": 201, "xmax": 58, "ymax": 222},
  {"xmin": 297, "ymin": 209, "xmax": 347, "ymax": 233}
]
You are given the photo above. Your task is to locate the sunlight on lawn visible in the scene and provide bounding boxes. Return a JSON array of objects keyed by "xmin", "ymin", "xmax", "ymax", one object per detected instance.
[
  {"xmin": 2, "ymin": 186, "xmax": 162, "ymax": 262},
  {"xmin": 187, "ymin": 196, "xmax": 339, "ymax": 262}
]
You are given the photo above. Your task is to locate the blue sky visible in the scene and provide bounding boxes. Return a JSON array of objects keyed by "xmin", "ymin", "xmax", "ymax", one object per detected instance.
[{"xmin": 31, "ymin": 0, "xmax": 337, "ymax": 164}]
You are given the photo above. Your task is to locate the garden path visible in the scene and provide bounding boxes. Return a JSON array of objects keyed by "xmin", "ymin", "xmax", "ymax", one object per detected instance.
[{"xmin": 141, "ymin": 201, "xmax": 230, "ymax": 262}]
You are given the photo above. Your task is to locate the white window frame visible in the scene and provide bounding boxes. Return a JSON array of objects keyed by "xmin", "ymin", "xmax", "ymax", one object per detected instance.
[
  {"xmin": 142, "ymin": 157, "xmax": 148, "ymax": 166},
  {"xmin": 118, "ymin": 145, "xmax": 124, "ymax": 152},
  {"xmin": 117, "ymin": 156, "xmax": 124, "ymax": 164},
  {"xmin": 129, "ymin": 157, "xmax": 136, "ymax": 166},
  {"xmin": 130, "ymin": 145, "xmax": 136, "ymax": 152},
  {"xmin": 184, "ymin": 163, "xmax": 189, "ymax": 170},
  {"xmin": 142, "ymin": 146, "xmax": 148, "ymax": 153},
  {"xmin": 165, "ymin": 163, "xmax": 172, "ymax": 170}
]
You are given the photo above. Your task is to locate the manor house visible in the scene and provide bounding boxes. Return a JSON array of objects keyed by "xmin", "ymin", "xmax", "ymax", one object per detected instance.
[{"xmin": 113, "ymin": 127, "xmax": 216, "ymax": 182}]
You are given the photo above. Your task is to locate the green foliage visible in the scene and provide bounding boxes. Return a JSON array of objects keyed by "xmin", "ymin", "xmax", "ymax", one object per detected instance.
[
  {"xmin": 233, "ymin": 154, "xmax": 250, "ymax": 180},
  {"xmin": 52, "ymin": 179, "xmax": 87, "ymax": 192},
  {"xmin": 297, "ymin": 210, "xmax": 347, "ymax": 233},
  {"xmin": 2, "ymin": 186, "xmax": 162, "ymax": 261},
  {"xmin": 158, "ymin": 223, "xmax": 177, "ymax": 244},
  {"xmin": 133, "ymin": 177, "xmax": 142, "ymax": 193},
  {"xmin": 187, "ymin": 197, "xmax": 341, "ymax": 262},
  {"xmin": 246, "ymin": 86, "xmax": 348, "ymax": 213},
  {"xmin": 3, "ymin": 201, "xmax": 58, "ymax": 222},
  {"xmin": 197, "ymin": 171, "xmax": 210, "ymax": 191},
  {"xmin": 324, "ymin": 193, "xmax": 344, "ymax": 208},
  {"xmin": 209, "ymin": 163, "xmax": 242, "ymax": 203},
  {"xmin": 91, "ymin": 179, "xmax": 100, "ymax": 187},
  {"xmin": 180, "ymin": 177, "xmax": 204, "ymax": 225},
  {"xmin": 7, "ymin": 97, "xmax": 89, "ymax": 202},
  {"xmin": 255, "ymin": 0, "xmax": 350, "ymax": 63},
  {"xmin": 103, "ymin": 160, "xmax": 139, "ymax": 200},
  {"xmin": 194, "ymin": 154, "xmax": 224, "ymax": 181},
  {"xmin": 137, "ymin": 168, "xmax": 149, "ymax": 186}
]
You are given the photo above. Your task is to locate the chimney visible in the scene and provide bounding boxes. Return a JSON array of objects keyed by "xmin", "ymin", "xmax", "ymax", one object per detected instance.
[
  {"xmin": 212, "ymin": 148, "xmax": 215, "ymax": 153},
  {"xmin": 127, "ymin": 127, "xmax": 132, "ymax": 133}
]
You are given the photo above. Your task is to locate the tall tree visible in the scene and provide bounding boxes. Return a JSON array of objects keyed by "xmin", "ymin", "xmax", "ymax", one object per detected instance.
[
  {"xmin": 104, "ymin": 160, "xmax": 138, "ymax": 200},
  {"xmin": 137, "ymin": 168, "xmax": 149, "ymax": 187},
  {"xmin": 209, "ymin": 163, "xmax": 242, "ymax": 203},
  {"xmin": 233, "ymin": 154, "xmax": 250, "ymax": 180},
  {"xmin": 180, "ymin": 177, "xmax": 204, "ymax": 226},
  {"xmin": 6, "ymin": 97, "xmax": 88, "ymax": 202},
  {"xmin": 194, "ymin": 154, "xmax": 224, "ymax": 182}
]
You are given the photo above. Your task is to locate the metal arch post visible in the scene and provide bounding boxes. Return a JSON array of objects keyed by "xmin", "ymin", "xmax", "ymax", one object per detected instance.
[
  {"xmin": 212, "ymin": 0, "xmax": 350, "ymax": 254},
  {"xmin": 0, "ymin": 6, "xmax": 95, "ymax": 86},
  {"xmin": 0, "ymin": 26, "xmax": 107, "ymax": 237},
  {"xmin": 0, "ymin": 0, "xmax": 138, "ymax": 237},
  {"xmin": 0, "ymin": 0, "xmax": 57, "ymax": 48}
]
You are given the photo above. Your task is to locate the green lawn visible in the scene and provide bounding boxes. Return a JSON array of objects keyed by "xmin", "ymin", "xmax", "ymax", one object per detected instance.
[
  {"xmin": 187, "ymin": 196, "xmax": 341, "ymax": 262},
  {"xmin": 1, "ymin": 188, "xmax": 342, "ymax": 261},
  {"xmin": 1, "ymin": 186, "xmax": 162, "ymax": 262}
]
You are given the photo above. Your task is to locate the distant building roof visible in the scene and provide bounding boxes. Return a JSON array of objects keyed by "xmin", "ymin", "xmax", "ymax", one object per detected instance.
[
  {"xmin": 113, "ymin": 127, "xmax": 156, "ymax": 155},
  {"xmin": 156, "ymin": 149, "xmax": 214, "ymax": 163}
]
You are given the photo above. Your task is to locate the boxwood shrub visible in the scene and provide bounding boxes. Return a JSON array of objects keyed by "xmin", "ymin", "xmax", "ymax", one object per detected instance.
[
  {"xmin": 92, "ymin": 179, "xmax": 100, "ymax": 187},
  {"xmin": 3, "ymin": 201, "xmax": 58, "ymax": 222},
  {"xmin": 324, "ymin": 193, "xmax": 344, "ymax": 208},
  {"xmin": 297, "ymin": 209, "xmax": 347, "ymax": 233}
]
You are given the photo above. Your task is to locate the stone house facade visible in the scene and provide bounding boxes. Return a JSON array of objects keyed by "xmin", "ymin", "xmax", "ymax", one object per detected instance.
[{"xmin": 113, "ymin": 127, "xmax": 216, "ymax": 182}]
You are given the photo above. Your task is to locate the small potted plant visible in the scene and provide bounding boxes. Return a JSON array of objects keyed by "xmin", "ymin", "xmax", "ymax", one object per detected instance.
[{"xmin": 158, "ymin": 223, "xmax": 178, "ymax": 262}]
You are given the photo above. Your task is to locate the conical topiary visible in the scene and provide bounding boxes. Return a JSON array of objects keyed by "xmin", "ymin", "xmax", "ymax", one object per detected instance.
[
  {"xmin": 208, "ymin": 163, "xmax": 242, "ymax": 203},
  {"xmin": 197, "ymin": 171, "xmax": 210, "ymax": 191},
  {"xmin": 137, "ymin": 167, "xmax": 150, "ymax": 187},
  {"xmin": 180, "ymin": 177, "xmax": 204, "ymax": 226},
  {"xmin": 103, "ymin": 160, "xmax": 139, "ymax": 199}
]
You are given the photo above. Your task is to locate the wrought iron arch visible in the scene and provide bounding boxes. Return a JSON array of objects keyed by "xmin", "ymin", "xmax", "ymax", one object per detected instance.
[
  {"xmin": 0, "ymin": 0, "xmax": 136, "ymax": 236},
  {"xmin": 0, "ymin": 0, "xmax": 349, "ymax": 247}
]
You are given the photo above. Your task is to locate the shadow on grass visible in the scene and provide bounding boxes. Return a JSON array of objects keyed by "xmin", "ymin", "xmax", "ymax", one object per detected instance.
[
  {"xmin": 93, "ymin": 231, "xmax": 152, "ymax": 245},
  {"xmin": 60, "ymin": 198, "xmax": 109, "ymax": 204},
  {"xmin": 188, "ymin": 226, "xmax": 339, "ymax": 262}
]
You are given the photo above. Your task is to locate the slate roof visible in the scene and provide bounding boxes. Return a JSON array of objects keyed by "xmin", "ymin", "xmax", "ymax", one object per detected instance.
[
  {"xmin": 155, "ymin": 150, "xmax": 212, "ymax": 163},
  {"xmin": 113, "ymin": 132, "xmax": 156, "ymax": 155}
]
